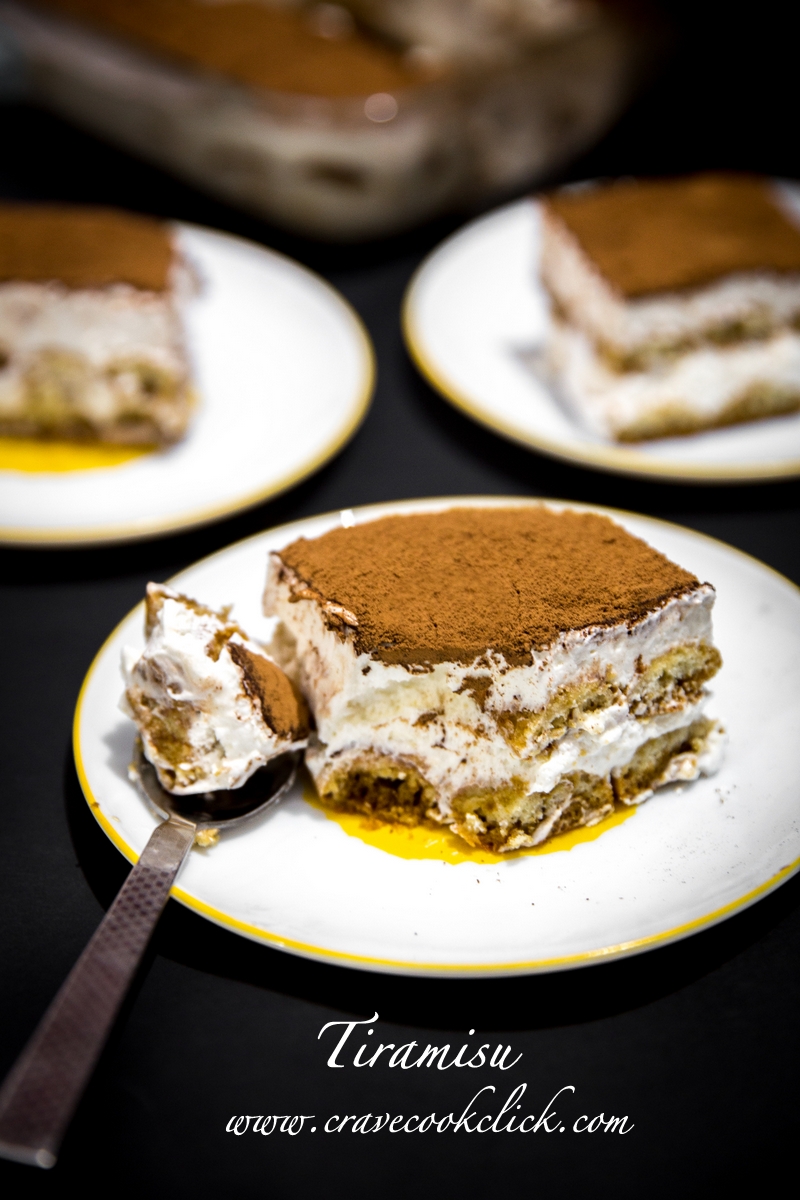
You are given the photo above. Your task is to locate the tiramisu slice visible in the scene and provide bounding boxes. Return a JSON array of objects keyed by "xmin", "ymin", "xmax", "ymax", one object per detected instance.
[
  {"xmin": 265, "ymin": 506, "xmax": 725, "ymax": 852},
  {"xmin": 540, "ymin": 174, "xmax": 800, "ymax": 440},
  {"xmin": 0, "ymin": 205, "xmax": 195, "ymax": 445},
  {"xmin": 122, "ymin": 584, "xmax": 308, "ymax": 795}
]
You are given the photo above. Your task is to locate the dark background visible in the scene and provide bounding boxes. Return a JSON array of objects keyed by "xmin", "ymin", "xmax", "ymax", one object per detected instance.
[{"xmin": 1, "ymin": 1, "xmax": 798, "ymax": 1195}]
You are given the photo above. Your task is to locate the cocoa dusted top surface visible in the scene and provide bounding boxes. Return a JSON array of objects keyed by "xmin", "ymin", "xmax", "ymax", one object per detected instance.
[
  {"xmin": 544, "ymin": 173, "xmax": 800, "ymax": 298},
  {"xmin": 42, "ymin": 0, "xmax": 424, "ymax": 98},
  {"xmin": 0, "ymin": 205, "xmax": 173, "ymax": 289},
  {"xmin": 276, "ymin": 507, "xmax": 702, "ymax": 667}
]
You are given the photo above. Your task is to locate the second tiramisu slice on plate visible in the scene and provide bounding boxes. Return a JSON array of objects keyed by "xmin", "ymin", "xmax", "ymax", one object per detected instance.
[
  {"xmin": 0, "ymin": 205, "xmax": 195, "ymax": 445},
  {"xmin": 540, "ymin": 173, "xmax": 800, "ymax": 441}
]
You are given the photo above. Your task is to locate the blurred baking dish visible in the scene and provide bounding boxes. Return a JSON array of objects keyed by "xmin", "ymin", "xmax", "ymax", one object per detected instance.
[{"xmin": 0, "ymin": 0, "xmax": 658, "ymax": 239}]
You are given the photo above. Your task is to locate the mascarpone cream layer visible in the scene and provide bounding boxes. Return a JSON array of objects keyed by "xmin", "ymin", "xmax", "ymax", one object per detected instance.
[
  {"xmin": 0, "ymin": 282, "xmax": 187, "ymax": 369},
  {"xmin": 0, "ymin": 281, "xmax": 191, "ymax": 430},
  {"xmin": 122, "ymin": 585, "xmax": 306, "ymax": 795},
  {"xmin": 548, "ymin": 320, "xmax": 800, "ymax": 440},
  {"xmin": 265, "ymin": 558, "xmax": 720, "ymax": 808}
]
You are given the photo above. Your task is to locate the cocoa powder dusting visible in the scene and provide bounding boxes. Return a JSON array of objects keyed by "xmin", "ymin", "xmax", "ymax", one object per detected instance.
[
  {"xmin": 43, "ymin": 0, "xmax": 424, "ymax": 98},
  {"xmin": 0, "ymin": 205, "xmax": 173, "ymax": 289},
  {"xmin": 276, "ymin": 508, "xmax": 702, "ymax": 667},
  {"xmin": 228, "ymin": 643, "xmax": 308, "ymax": 740},
  {"xmin": 544, "ymin": 173, "xmax": 800, "ymax": 297}
]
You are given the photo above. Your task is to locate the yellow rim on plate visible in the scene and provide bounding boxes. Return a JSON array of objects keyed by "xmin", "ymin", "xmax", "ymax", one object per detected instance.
[
  {"xmin": 73, "ymin": 497, "xmax": 800, "ymax": 975},
  {"xmin": 401, "ymin": 219, "xmax": 800, "ymax": 485},
  {"xmin": 0, "ymin": 234, "xmax": 375, "ymax": 546}
]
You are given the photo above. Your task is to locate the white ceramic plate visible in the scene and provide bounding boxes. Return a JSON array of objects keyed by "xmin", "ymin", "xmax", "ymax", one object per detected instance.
[
  {"xmin": 403, "ymin": 194, "xmax": 800, "ymax": 482},
  {"xmin": 0, "ymin": 225, "xmax": 373, "ymax": 545},
  {"xmin": 74, "ymin": 497, "xmax": 800, "ymax": 977}
]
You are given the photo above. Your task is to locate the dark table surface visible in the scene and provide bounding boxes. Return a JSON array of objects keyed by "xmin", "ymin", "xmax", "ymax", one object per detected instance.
[{"xmin": 1, "ymin": 4, "xmax": 798, "ymax": 1196}]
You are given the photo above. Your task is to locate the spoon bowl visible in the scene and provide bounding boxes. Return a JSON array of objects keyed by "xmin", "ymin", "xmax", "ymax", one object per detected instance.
[{"xmin": 132, "ymin": 739, "xmax": 301, "ymax": 830}]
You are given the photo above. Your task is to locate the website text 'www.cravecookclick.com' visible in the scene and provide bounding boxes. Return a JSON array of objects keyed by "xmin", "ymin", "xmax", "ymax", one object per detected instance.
[{"xmin": 225, "ymin": 1085, "xmax": 633, "ymax": 1137}]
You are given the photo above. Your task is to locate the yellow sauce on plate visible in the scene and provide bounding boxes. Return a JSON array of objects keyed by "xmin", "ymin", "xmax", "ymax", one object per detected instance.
[
  {"xmin": 0, "ymin": 437, "xmax": 153, "ymax": 472},
  {"xmin": 304, "ymin": 784, "xmax": 636, "ymax": 864}
]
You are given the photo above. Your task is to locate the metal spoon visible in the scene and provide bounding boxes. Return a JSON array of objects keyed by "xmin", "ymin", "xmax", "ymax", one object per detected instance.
[{"xmin": 0, "ymin": 742, "xmax": 300, "ymax": 1169}]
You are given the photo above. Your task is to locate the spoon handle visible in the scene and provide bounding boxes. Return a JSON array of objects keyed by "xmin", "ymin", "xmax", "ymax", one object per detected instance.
[{"xmin": 0, "ymin": 817, "xmax": 195, "ymax": 1169}]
